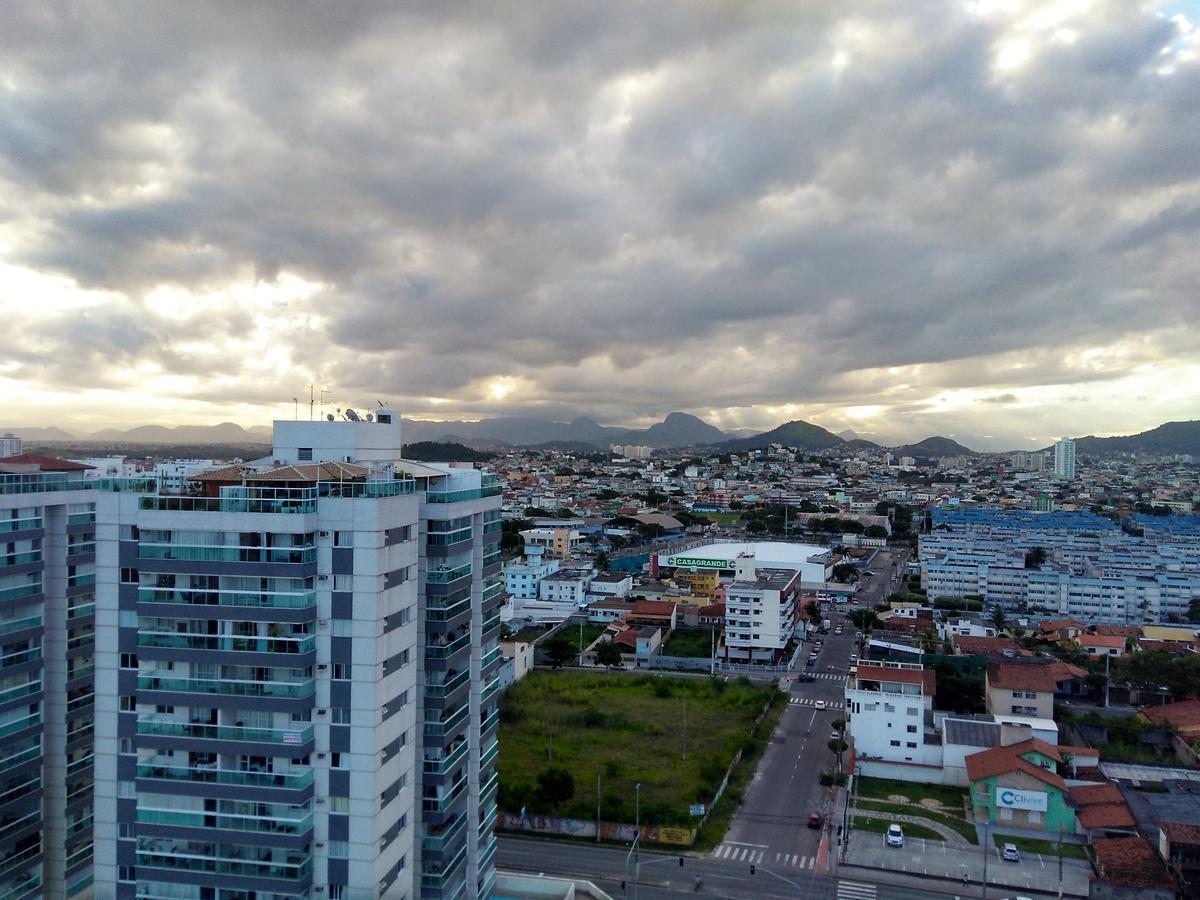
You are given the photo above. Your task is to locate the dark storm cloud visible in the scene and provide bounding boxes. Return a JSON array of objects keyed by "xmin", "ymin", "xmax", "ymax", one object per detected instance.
[{"xmin": 1, "ymin": 0, "xmax": 1198, "ymax": 437}]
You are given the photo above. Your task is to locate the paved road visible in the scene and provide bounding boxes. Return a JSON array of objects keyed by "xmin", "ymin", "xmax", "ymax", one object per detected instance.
[{"xmin": 853, "ymin": 548, "xmax": 909, "ymax": 607}]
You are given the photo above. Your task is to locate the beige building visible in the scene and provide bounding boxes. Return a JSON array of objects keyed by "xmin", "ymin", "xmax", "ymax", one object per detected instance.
[{"xmin": 985, "ymin": 661, "xmax": 1085, "ymax": 719}]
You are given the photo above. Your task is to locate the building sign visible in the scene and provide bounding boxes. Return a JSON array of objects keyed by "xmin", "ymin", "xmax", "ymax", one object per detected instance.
[
  {"xmin": 668, "ymin": 556, "xmax": 727, "ymax": 569},
  {"xmin": 996, "ymin": 788, "xmax": 1047, "ymax": 811},
  {"xmin": 282, "ymin": 731, "xmax": 303, "ymax": 744}
]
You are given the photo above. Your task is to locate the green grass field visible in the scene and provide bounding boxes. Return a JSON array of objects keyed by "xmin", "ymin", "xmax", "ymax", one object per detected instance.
[
  {"xmin": 499, "ymin": 671, "xmax": 781, "ymax": 828},
  {"xmin": 661, "ymin": 627, "xmax": 717, "ymax": 658},
  {"xmin": 992, "ymin": 833, "xmax": 1089, "ymax": 860},
  {"xmin": 855, "ymin": 776, "xmax": 968, "ymax": 811},
  {"xmin": 559, "ymin": 623, "xmax": 606, "ymax": 653},
  {"xmin": 512, "ymin": 625, "xmax": 552, "ymax": 643},
  {"xmin": 854, "ymin": 798, "xmax": 978, "ymax": 843}
]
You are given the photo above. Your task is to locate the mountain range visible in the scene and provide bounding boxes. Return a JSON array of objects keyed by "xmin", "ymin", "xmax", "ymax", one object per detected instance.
[{"xmin": 5, "ymin": 415, "xmax": 1196, "ymax": 457}]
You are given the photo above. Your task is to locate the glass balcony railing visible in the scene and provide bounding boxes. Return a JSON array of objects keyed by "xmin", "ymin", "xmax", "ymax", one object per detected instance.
[
  {"xmin": 66, "ymin": 603, "xmax": 94, "ymax": 620},
  {"xmin": 0, "ymin": 648, "xmax": 40, "ymax": 671},
  {"xmin": 421, "ymin": 814, "xmax": 466, "ymax": 852},
  {"xmin": 425, "ymin": 633, "xmax": 471, "ymax": 659},
  {"xmin": 481, "ymin": 613, "xmax": 501, "ymax": 634},
  {"xmin": 423, "ymin": 705, "xmax": 469, "ymax": 738},
  {"xmin": 426, "ymin": 528, "xmax": 472, "ymax": 546},
  {"xmin": 0, "ymin": 843, "xmax": 41, "ymax": 879},
  {"xmin": 64, "ymin": 845, "xmax": 90, "ymax": 872},
  {"xmin": 479, "ymin": 800, "xmax": 498, "ymax": 834},
  {"xmin": 0, "ymin": 811, "xmax": 41, "ymax": 844},
  {"xmin": 422, "ymin": 778, "xmax": 467, "ymax": 813},
  {"xmin": 138, "ymin": 675, "xmax": 315, "ymax": 699},
  {"xmin": 481, "ymin": 708, "xmax": 500, "ymax": 735},
  {"xmin": 0, "ymin": 519, "xmax": 40, "ymax": 535},
  {"xmin": 424, "ymin": 668, "xmax": 470, "ymax": 699},
  {"xmin": 0, "ymin": 554, "xmax": 40, "ymax": 569},
  {"xmin": 135, "ymin": 848, "xmax": 312, "ymax": 881},
  {"xmin": 137, "ymin": 762, "xmax": 314, "ymax": 790},
  {"xmin": 482, "ymin": 550, "xmax": 502, "ymax": 568},
  {"xmin": 422, "ymin": 740, "xmax": 469, "ymax": 776},
  {"xmin": 0, "ymin": 872, "xmax": 40, "ymax": 900},
  {"xmin": 137, "ymin": 633, "xmax": 315, "ymax": 654},
  {"xmin": 0, "ymin": 743, "xmax": 40, "ymax": 776},
  {"xmin": 427, "ymin": 564, "xmax": 471, "ymax": 584},
  {"xmin": 0, "ymin": 585, "xmax": 41, "ymax": 604},
  {"xmin": 137, "ymin": 807, "xmax": 312, "ymax": 836},
  {"xmin": 137, "ymin": 588, "xmax": 316, "ymax": 609},
  {"xmin": 480, "ymin": 677, "xmax": 500, "ymax": 707},
  {"xmin": 480, "ymin": 646, "xmax": 501, "ymax": 670},
  {"xmin": 138, "ymin": 545, "xmax": 315, "ymax": 564},
  {"xmin": 426, "ymin": 598, "xmax": 471, "ymax": 623},
  {"xmin": 137, "ymin": 718, "xmax": 313, "ymax": 746},
  {"xmin": 420, "ymin": 845, "xmax": 467, "ymax": 890},
  {"xmin": 482, "ymin": 581, "xmax": 504, "ymax": 602},
  {"xmin": 0, "ymin": 618, "xmax": 40, "ymax": 637},
  {"xmin": 0, "ymin": 680, "xmax": 39, "ymax": 706},
  {"xmin": 480, "ymin": 737, "xmax": 499, "ymax": 770}
]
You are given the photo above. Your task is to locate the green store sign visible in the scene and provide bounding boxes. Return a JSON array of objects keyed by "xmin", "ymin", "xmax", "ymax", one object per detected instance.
[{"xmin": 669, "ymin": 556, "xmax": 727, "ymax": 569}]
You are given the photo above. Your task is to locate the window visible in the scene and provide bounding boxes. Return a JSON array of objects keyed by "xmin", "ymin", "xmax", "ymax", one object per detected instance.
[
  {"xmin": 329, "ymin": 887, "xmax": 345, "ymax": 900},
  {"xmin": 120, "ymin": 568, "xmax": 138, "ymax": 584},
  {"xmin": 119, "ymin": 738, "xmax": 133, "ymax": 754},
  {"xmin": 331, "ymin": 619, "xmax": 353, "ymax": 637},
  {"xmin": 298, "ymin": 448, "xmax": 313, "ymax": 461},
  {"xmin": 120, "ymin": 696, "xmax": 135, "ymax": 711},
  {"xmin": 333, "ymin": 664, "xmax": 350, "ymax": 680},
  {"xmin": 333, "ymin": 574, "xmax": 352, "ymax": 591},
  {"xmin": 118, "ymin": 866, "xmax": 135, "ymax": 882},
  {"xmin": 330, "ymin": 752, "xmax": 346, "ymax": 769},
  {"xmin": 118, "ymin": 780, "xmax": 135, "ymax": 798},
  {"xmin": 119, "ymin": 653, "xmax": 137, "ymax": 669},
  {"xmin": 907, "ymin": 707, "xmax": 918, "ymax": 716},
  {"xmin": 889, "ymin": 740, "xmax": 901, "ymax": 747},
  {"xmin": 398, "ymin": 607, "xmax": 412, "ymax": 626},
  {"xmin": 906, "ymin": 742, "xmax": 917, "ymax": 748},
  {"xmin": 398, "ymin": 648, "xmax": 410, "ymax": 667},
  {"xmin": 333, "ymin": 530, "xmax": 352, "ymax": 547},
  {"xmin": 327, "ymin": 840, "xmax": 349, "ymax": 858},
  {"xmin": 331, "ymin": 708, "xmax": 351, "ymax": 724},
  {"xmin": 329, "ymin": 795, "xmax": 350, "ymax": 813},
  {"xmin": 906, "ymin": 725, "xmax": 917, "ymax": 734},
  {"xmin": 119, "ymin": 823, "xmax": 133, "ymax": 838}
]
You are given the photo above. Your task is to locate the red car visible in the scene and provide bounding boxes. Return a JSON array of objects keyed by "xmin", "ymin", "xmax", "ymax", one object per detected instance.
[{"xmin": 807, "ymin": 813, "xmax": 824, "ymax": 829}]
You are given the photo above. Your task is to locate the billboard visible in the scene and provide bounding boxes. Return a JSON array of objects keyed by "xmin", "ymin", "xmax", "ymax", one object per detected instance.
[
  {"xmin": 996, "ymin": 788, "xmax": 1047, "ymax": 812},
  {"xmin": 668, "ymin": 556, "xmax": 727, "ymax": 569}
]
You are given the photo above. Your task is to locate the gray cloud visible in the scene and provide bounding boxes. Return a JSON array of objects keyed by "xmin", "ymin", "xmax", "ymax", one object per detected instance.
[{"xmin": 1, "ymin": 1, "xmax": 1198, "ymax": 443}]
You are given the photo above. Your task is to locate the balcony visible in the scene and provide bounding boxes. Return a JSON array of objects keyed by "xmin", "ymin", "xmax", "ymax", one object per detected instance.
[
  {"xmin": 0, "ymin": 585, "xmax": 40, "ymax": 604},
  {"xmin": 0, "ymin": 743, "xmax": 39, "ymax": 776},
  {"xmin": 138, "ymin": 545, "xmax": 315, "ymax": 564},
  {"xmin": 424, "ymin": 705, "xmax": 469, "ymax": 738},
  {"xmin": 482, "ymin": 550, "xmax": 502, "ymax": 568},
  {"xmin": 0, "ymin": 519, "xmax": 40, "ymax": 535},
  {"xmin": 421, "ymin": 814, "xmax": 467, "ymax": 852},
  {"xmin": 482, "ymin": 581, "xmax": 504, "ymax": 602},
  {"xmin": 480, "ymin": 646, "xmax": 501, "ymax": 671},
  {"xmin": 138, "ymin": 588, "xmax": 316, "ymax": 609},
  {"xmin": 0, "ymin": 843, "xmax": 40, "ymax": 880},
  {"xmin": 0, "ymin": 873, "xmax": 40, "ymax": 900},
  {"xmin": 424, "ymin": 669, "xmax": 470, "ymax": 699},
  {"xmin": 480, "ymin": 677, "xmax": 500, "ymax": 707},
  {"xmin": 422, "ymin": 777, "xmax": 468, "ymax": 813},
  {"xmin": 425, "ymin": 633, "xmax": 471, "ymax": 659},
  {"xmin": 427, "ymin": 563, "xmax": 472, "ymax": 584},
  {"xmin": 480, "ymin": 708, "xmax": 500, "ymax": 735},
  {"xmin": 137, "ymin": 761, "xmax": 313, "ymax": 790},
  {"xmin": 0, "ymin": 554, "xmax": 40, "ymax": 569},
  {"xmin": 137, "ymin": 806, "xmax": 312, "ymax": 836},
  {"xmin": 426, "ymin": 598, "xmax": 471, "ymax": 623},
  {"xmin": 0, "ymin": 713, "xmax": 40, "ymax": 740},
  {"xmin": 427, "ymin": 528, "xmax": 472, "ymax": 546},
  {"xmin": 138, "ymin": 674, "xmax": 315, "ymax": 699},
  {"xmin": 135, "ymin": 846, "xmax": 312, "ymax": 881},
  {"xmin": 420, "ymin": 844, "xmax": 467, "ymax": 890},
  {"xmin": 479, "ymin": 800, "xmax": 498, "ymax": 834},
  {"xmin": 479, "ymin": 737, "xmax": 499, "ymax": 770},
  {"xmin": 137, "ymin": 632, "xmax": 315, "ymax": 654},
  {"xmin": 0, "ymin": 679, "xmax": 39, "ymax": 707},
  {"xmin": 137, "ymin": 718, "xmax": 313, "ymax": 746},
  {"xmin": 423, "ymin": 740, "xmax": 469, "ymax": 776}
]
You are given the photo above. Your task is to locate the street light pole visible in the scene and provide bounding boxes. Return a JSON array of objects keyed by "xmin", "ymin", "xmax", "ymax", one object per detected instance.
[
  {"xmin": 683, "ymin": 698, "xmax": 687, "ymax": 760},
  {"xmin": 597, "ymin": 770, "xmax": 602, "ymax": 844},
  {"xmin": 981, "ymin": 819, "xmax": 989, "ymax": 900},
  {"xmin": 1057, "ymin": 824, "xmax": 1064, "ymax": 899}
]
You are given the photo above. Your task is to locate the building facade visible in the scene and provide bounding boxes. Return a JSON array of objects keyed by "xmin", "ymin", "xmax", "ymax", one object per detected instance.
[
  {"xmin": 844, "ymin": 662, "xmax": 940, "ymax": 768},
  {"xmin": 0, "ymin": 453, "xmax": 111, "ymax": 899},
  {"xmin": 722, "ymin": 554, "xmax": 800, "ymax": 664},
  {"xmin": 502, "ymin": 546, "xmax": 559, "ymax": 600},
  {"xmin": 1054, "ymin": 437, "xmax": 1076, "ymax": 480},
  {"xmin": 90, "ymin": 417, "xmax": 503, "ymax": 900}
]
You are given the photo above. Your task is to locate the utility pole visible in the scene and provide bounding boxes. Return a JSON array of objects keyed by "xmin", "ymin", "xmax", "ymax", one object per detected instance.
[
  {"xmin": 683, "ymin": 698, "xmax": 688, "ymax": 760},
  {"xmin": 1104, "ymin": 653, "xmax": 1110, "ymax": 708},
  {"xmin": 597, "ymin": 770, "xmax": 602, "ymax": 844},
  {"xmin": 579, "ymin": 618, "xmax": 584, "ymax": 667},
  {"xmin": 548, "ymin": 732, "xmax": 552, "ymax": 766},
  {"xmin": 981, "ymin": 819, "xmax": 989, "ymax": 900},
  {"xmin": 1057, "ymin": 824, "xmax": 1064, "ymax": 899}
]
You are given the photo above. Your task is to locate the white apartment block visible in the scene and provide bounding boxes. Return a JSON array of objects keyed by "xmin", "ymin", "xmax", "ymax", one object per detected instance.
[
  {"xmin": 536, "ymin": 569, "xmax": 593, "ymax": 609},
  {"xmin": 844, "ymin": 662, "xmax": 940, "ymax": 768},
  {"xmin": 722, "ymin": 554, "xmax": 801, "ymax": 664},
  {"xmin": 0, "ymin": 434, "xmax": 22, "ymax": 457},
  {"xmin": 1053, "ymin": 437, "xmax": 1076, "ymax": 480},
  {"xmin": 91, "ymin": 414, "xmax": 503, "ymax": 900},
  {"xmin": 503, "ymin": 546, "xmax": 560, "ymax": 600}
]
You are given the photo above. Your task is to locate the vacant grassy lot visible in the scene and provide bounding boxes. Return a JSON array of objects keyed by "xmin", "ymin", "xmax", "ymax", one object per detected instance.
[
  {"xmin": 512, "ymin": 625, "xmax": 552, "ymax": 643},
  {"xmin": 661, "ymin": 627, "xmax": 717, "ymax": 658},
  {"xmin": 992, "ymin": 833, "xmax": 1089, "ymax": 860},
  {"xmin": 499, "ymin": 671, "xmax": 781, "ymax": 828},
  {"xmin": 559, "ymin": 623, "xmax": 606, "ymax": 653},
  {"xmin": 856, "ymin": 776, "xmax": 968, "ymax": 812},
  {"xmin": 853, "ymin": 815, "xmax": 943, "ymax": 841}
]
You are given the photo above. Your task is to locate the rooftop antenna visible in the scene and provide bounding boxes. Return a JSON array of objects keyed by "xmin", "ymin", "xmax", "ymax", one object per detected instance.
[
  {"xmin": 377, "ymin": 400, "xmax": 386, "ymax": 409},
  {"xmin": 320, "ymin": 388, "xmax": 331, "ymax": 420},
  {"xmin": 309, "ymin": 385, "xmax": 315, "ymax": 421},
  {"xmin": 292, "ymin": 397, "xmax": 298, "ymax": 420}
]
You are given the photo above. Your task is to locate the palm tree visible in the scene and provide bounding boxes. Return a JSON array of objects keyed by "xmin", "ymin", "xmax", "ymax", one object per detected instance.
[
  {"xmin": 917, "ymin": 627, "xmax": 941, "ymax": 653},
  {"xmin": 990, "ymin": 605, "xmax": 1007, "ymax": 634}
]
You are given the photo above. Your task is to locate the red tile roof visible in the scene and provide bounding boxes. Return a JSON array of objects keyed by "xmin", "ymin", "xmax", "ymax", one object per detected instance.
[
  {"xmin": 987, "ymin": 660, "xmax": 1086, "ymax": 692},
  {"xmin": 1161, "ymin": 821, "xmax": 1200, "ymax": 846},
  {"xmin": 855, "ymin": 664, "xmax": 936, "ymax": 696},
  {"xmin": 0, "ymin": 453, "xmax": 92, "ymax": 471},
  {"xmin": 1070, "ymin": 783, "xmax": 1124, "ymax": 806},
  {"xmin": 1141, "ymin": 698, "xmax": 1200, "ymax": 733},
  {"xmin": 1094, "ymin": 625, "xmax": 1140, "ymax": 638},
  {"xmin": 953, "ymin": 635, "xmax": 1026, "ymax": 656},
  {"xmin": 964, "ymin": 738, "xmax": 1065, "ymax": 789},
  {"xmin": 630, "ymin": 600, "xmax": 676, "ymax": 618},
  {"xmin": 1079, "ymin": 634, "xmax": 1125, "ymax": 649},
  {"xmin": 1077, "ymin": 802, "xmax": 1136, "ymax": 830},
  {"xmin": 1092, "ymin": 836, "xmax": 1175, "ymax": 889}
]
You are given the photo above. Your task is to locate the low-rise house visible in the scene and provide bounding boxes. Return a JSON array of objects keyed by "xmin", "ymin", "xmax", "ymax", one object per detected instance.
[
  {"xmin": 1078, "ymin": 633, "xmax": 1126, "ymax": 659},
  {"xmin": 985, "ymin": 661, "xmax": 1087, "ymax": 718},
  {"xmin": 1070, "ymin": 782, "xmax": 1137, "ymax": 838},
  {"xmin": 498, "ymin": 640, "xmax": 535, "ymax": 690},
  {"xmin": 588, "ymin": 571, "xmax": 633, "ymax": 598},
  {"xmin": 586, "ymin": 598, "xmax": 632, "ymax": 624},
  {"xmin": 626, "ymin": 599, "xmax": 678, "ymax": 631},
  {"xmin": 1158, "ymin": 822, "xmax": 1200, "ymax": 897},
  {"xmin": 1039, "ymin": 618, "xmax": 1087, "ymax": 642},
  {"xmin": 845, "ymin": 662, "xmax": 940, "ymax": 772},
  {"xmin": 965, "ymin": 738, "xmax": 1076, "ymax": 833},
  {"xmin": 1090, "ymin": 836, "xmax": 1176, "ymax": 899},
  {"xmin": 951, "ymin": 635, "xmax": 1026, "ymax": 657}
]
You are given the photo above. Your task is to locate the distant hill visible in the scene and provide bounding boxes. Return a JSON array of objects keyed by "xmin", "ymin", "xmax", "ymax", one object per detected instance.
[
  {"xmin": 1065, "ymin": 421, "xmax": 1200, "ymax": 457},
  {"xmin": 404, "ymin": 411, "xmax": 735, "ymax": 450},
  {"xmin": 843, "ymin": 438, "xmax": 882, "ymax": 451},
  {"xmin": 717, "ymin": 419, "xmax": 845, "ymax": 452},
  {"xmin": 402, "ymin": 441, "xmax": 494, "ymax": 462},
  {"xmin": 891, "ymin": 436, "xmax": 975, "ymax": 457},
  {"xmin": 622, "ymin": 412, "xmax": 727, "ymax": 448}
]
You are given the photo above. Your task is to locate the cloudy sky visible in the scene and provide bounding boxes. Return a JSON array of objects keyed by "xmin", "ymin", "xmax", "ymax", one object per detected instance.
[{"xmin": 1, "ymin": 1, "xmax": 1198, "ymax": 450}]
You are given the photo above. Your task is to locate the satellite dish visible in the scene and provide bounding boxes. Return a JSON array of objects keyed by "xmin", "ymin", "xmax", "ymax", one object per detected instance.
[
  {"xmin": 345, "ymin": 409, "xmax": 362, "ymax": 422},
  {"xmin": 366, "ymin": 414, "xmax": 374, "ymax": 422},
  {"xmin": 326, "ymin": 414, "xmax": 335, "ymax": 421}
]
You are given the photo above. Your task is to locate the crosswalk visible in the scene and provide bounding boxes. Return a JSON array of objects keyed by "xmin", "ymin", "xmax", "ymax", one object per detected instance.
[
  {"xmin": 711, "ymin": 844, "xmax": 818, "ymax": 869},
  {"xmin": 836, "ymin": 881, "xmax": 877, "ymax": 900},
  {"xmin": 789, "ymin": 697, "xmax": 844, "ymax": 709}
]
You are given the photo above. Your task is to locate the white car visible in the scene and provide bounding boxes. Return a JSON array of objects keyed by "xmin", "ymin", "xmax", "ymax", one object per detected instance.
[
  {"xmin": 886, "ymin": 824, "xmax": 904, "ymax": 847},
  {"xmin": 1002, "ymin": 843, "xmax": 1021, "ymax": 862},
  {"xmin": 815, "ymin": 700, "xmax": 827, "ymax": 710}
]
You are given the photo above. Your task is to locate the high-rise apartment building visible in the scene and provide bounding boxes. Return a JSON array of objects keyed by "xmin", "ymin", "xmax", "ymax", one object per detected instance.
[
  {"xmin": 0, "ymin": 452, "xmax": 117, "ymax": 899},
  {"xmin": 0, "ymin": 435, "xmax": 21, "ymax": 458},
  {"xmin": 90, "ymin": 414, "xmax": 503, "ymax": 900},
  {"xmin": 1054, "ymin": 437, "xmax": 1076, "ymax": 480}
]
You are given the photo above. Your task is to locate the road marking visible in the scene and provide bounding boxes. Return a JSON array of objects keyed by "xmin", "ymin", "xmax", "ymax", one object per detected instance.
[
  {"xmin": 725, "ymin": 841, "xmax": 768, "ymax": 847},
  {"xmin": 837, "ymin": 881, "xmax": 877, "ymax": 900}
]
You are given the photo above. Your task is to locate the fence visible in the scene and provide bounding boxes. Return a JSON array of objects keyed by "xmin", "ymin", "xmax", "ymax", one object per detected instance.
[
  {"xmin": 500, "ymin": 813, "xmax": 695, "ymax": 846},
  {"xmin": 636, "ymin": 654, "xmax": 713, "ymax": 673}
]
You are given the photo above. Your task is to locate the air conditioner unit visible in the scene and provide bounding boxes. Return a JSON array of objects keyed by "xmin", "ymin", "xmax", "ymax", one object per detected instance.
[
  {"xmin": 317, "ymin": 708, "xmax": 327, "ymax": 716},
  {"xmin": 317, "ymin": 752, "xmax": 326, "ymax": 759},
  {"xmin": 315, "ymin": 797, "xmax": 326, "ymax": 804},
  {"xmin": 315, "ymin": 841, "xmax": 325, "ymax": 848},
  {"xmin": 318, "ymin": 574, "xmax": 329, "ymax": 582},
  {"xmin": 317, "ymin": 663, "xmax": 328, "ymax": 670},
  {"xmin": 318, "ymin": 619, "xmax": 328, "ymax": 626},
  {"xmin": 320, "ymin": 530, "xmax": 330, "ymax": 537}
]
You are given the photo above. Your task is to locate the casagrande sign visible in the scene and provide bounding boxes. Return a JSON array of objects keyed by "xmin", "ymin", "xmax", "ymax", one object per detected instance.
[{"xmin": 668, "ymin": 556, "xmax": 728, "ymax": 569}]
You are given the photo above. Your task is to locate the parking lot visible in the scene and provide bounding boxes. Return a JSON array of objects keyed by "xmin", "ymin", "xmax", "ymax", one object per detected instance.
[{"xmin": 844, "ymin": 828, "xmax": 1092, "ymax": 897}]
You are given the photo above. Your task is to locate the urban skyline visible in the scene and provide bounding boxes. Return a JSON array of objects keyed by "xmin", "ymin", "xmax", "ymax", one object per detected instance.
[{"xmin": 1, "ymin": 1, "xmax": 1199, "ymax": 447}]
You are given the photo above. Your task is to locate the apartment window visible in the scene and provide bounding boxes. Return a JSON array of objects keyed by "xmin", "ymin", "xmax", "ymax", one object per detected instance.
[
  {"xmin": 119, "ymin": 738, "xmax": 133, "ymax": 754},
  {"xmin": 329, "ymin": 887, "xmax": 345, "ymax": 900},
  {"xmin": 331, "ymin": 619, "xmax": 353, "ymax": 637},
  {"xmin": 398, "ymin": 648, "xmax": 410, "ymax": 667},
  {"xmin": 907, "ymin": 707, "xmax": 918, "ymax": 716},
  {"xmin": 119, "ymin": 653, "xmax": 137, "ymax": 669},
  {"xmin": 119, "ymin": 696, "xmax": 135, "ymax": 712},
  {"xmin": 906, "ymin": 725, "xmax": 917, "ymax": 734},
  {"xmin": 119, "ymin": 823, "xmax": 133, "ymax": 838},
  {"xmin": 331, "ymin": 708, "xmax": 351, "ymax": 724},
  {"xmin": 396, "ymin": 690, "xmax": 409, "ymax": 707},
  {"xmin": 328, "ymin": 840, "xmax": 349, "ymax": 858},
  {"xmin": 333, "ymin": 574, "xmax": 353, "ymax": 591},
  {"xmin": 298, "ymin": 448, "xmax": 313, "ymax": 461},
  {"xmin": 118, "ymin": 866, "xmax": 135, "ymax": 882},
  {"xmin": 120, "ymin": 568, "xmax": 138, "ymax": 584},
  {"xmin": 333, "ymin": 530, "xmax": 353, "ymax": 547},
  {"xmin": 333, "ymin": 664, "xmax": 350, "ymax": 680},
  {"xmin": 329, "ymin": 795, "xmax": 350, "ymax": 813},
  {"xmin": 398, "ymin": 607, "xmax": 412, "ymax": 626},
  {"xmin": 884, "ymin": 703, "xmax": 895, "ymax": 713},
  {"xmin": 890, "ymin": 740, "xmax": 901, "ymax": 747},
  {"xmin": 906, "ymin": 742, "xmax": 917, "ymax": 748},
  {"xmin": 330, "ymin": 752, "xmax": 346, "ymax": 769},
  {"xmin": 118, "ymin": 780, "xmax": 135, "ymax": 798}
]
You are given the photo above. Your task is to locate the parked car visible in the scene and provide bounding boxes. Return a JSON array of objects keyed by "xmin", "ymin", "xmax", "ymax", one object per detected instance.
[
  {"xmin": 1002, "ymin": 843, "xmax": 1021, "ymax": 862},
  {"xmin": 806, "ymin": 658, "xmax": 815, "ymax": 667},
  {"xmin": 807, "ymin": 812, "xmax": 824, "ymax": 829},
  {"xmin": 886, "ymin": 824, "xmax": 904, "ymax": 847},
  {"xmin": 797, "ymin": 673, "xmax": 815, "ymax": 682}
]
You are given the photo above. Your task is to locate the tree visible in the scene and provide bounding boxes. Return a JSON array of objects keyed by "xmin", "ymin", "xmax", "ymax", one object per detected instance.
[
  {"xmin": 525, "ymin": 506, "xmax": 553, "ymax": 518},
  {"xmin": 1188, "ymin": 598, "xmax": 1200, "ymax": 624},
  {"xmin": 595, "ymin": 551, "xmax": 610, "ymax": 572},
  {"xmin": 864, "ymin": 525, "xmax": 888, "ymax": 538},
  {"xmin": 536, "ymin": 767, "xmax": 576, "ymax": 806},
  {"xmin": 848, "ymin": 609, "xmax": 878, "ymax": 632},
  {"xmin": 594, "ymin": 641, "xmax": 624, "ymax": 669},
  {"xmin": 542, "ymin": 636, "xmax": 576, "ymax": 669},
  {"xmin": 990, "ymin": 605, "xmax": 1007, "ymax": 634},
  {"xmin": 832, "ymin": 563, "xmax": 860, "ymax": 584},
  {"xmin": 1024, "ymin": 547, "xmax": 1048, "ymax": 570},
  {"xmin": 803, "ymin": 599, "xmax": 822, "ymax": 626},
  {"xmin": 917, "ymin": 627, "xmax": 941, "ymax": 653}
]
